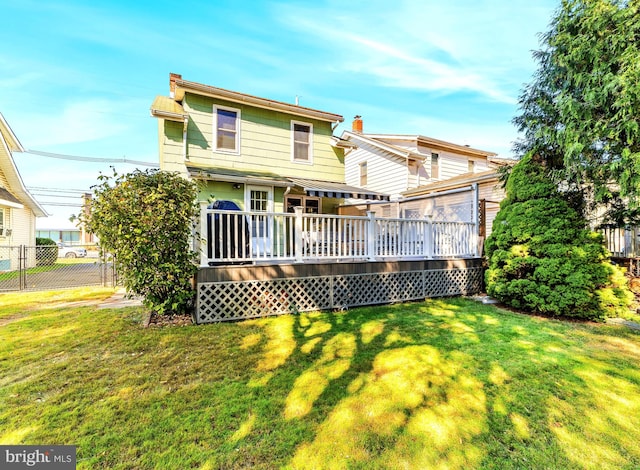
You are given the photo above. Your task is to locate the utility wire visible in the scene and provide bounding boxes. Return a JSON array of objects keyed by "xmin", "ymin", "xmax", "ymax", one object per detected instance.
[
  {"xmin": 27, "ymin": 186, "xmax": 90, "ymax": 193},
  {"xmin": 23, "ymin": 149, "xmax": 159, "ymax": 167}
]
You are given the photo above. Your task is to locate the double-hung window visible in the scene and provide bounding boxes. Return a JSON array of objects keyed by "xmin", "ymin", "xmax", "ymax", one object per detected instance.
[
  {"xmin": 360, "ymin": 161, "xmax": 368, "ymax": 186},
  {"xmin": 214, "ymin": 106, "xmax": 240, "ymax": 153},
  {"xmin": 291, "ymin": 121, "xmax": 313, "ymax": 163},
  {"xmin": 431, "ymin": 152, "xmax": 439, "ymax": 179}
]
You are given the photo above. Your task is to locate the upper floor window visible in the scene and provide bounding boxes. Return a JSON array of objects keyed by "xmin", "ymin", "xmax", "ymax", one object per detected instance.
[
  {"xmin": 468, "ymin": 159, "xmax": 475, "ymax": 173},
  {"xmin": 214, "ymin": 106, "xmax": 240, "ymax": 153},
  {"xmin": 431, "ymin": 153, "xmax": 439, "ymax": 179},
  {"xmin": 291, "ymin": 121, "xmax": 313, "ymax": 163},
  {"xmin": 360, "ymin": 161, "xmax": 368, "ymax": 186}
]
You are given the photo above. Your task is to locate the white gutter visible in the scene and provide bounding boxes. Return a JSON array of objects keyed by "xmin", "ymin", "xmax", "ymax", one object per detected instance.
[{"xmin": 400, "ymin": 185, "xmax": 475, "ymax": 203}]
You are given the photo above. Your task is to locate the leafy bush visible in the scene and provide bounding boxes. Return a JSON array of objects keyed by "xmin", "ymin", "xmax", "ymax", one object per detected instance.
[
  {"xmin": 81, "ymin": 169, "xmax": 199, "ymax": 315},
  {"xmin": 35, "ymin": 237, "xmax": 58, "ymax": 266},
  {"xmin": 485, "ymin": 155, "xmax": 632, "ymax": 321}
]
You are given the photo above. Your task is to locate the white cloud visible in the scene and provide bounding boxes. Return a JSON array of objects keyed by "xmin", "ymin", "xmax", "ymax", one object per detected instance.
[
  {"xmin": 17, "ymin": 100, "xmax": 131, "ymax": 147},
  {"xmin": 275, "ymin": 0, "xmax": 555, "ymax": 103}
]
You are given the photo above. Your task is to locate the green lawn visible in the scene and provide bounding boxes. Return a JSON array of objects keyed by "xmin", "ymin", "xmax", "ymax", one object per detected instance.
[{"xmin": 1, "ymin": 289, "xmax": 639, "ymax": 469}]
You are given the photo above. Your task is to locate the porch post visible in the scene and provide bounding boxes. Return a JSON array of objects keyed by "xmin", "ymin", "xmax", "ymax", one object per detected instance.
[
  {"xmin": 199, "ymin": 201, "xmax": 208, "ymax": 267},
  {"xmin": 367, "ymin": 211, "xmax": 376, "ymax": 261},
  {"xmin": 425, "ymin": 215, "xmax": 433, "ymax": 259},
  {"xmin": 294, "ymin": 207, "xmax": 304, "ymax": 263}
]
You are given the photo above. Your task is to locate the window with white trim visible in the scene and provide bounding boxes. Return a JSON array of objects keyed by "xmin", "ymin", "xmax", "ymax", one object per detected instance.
[
  {"xmin": 291, "ymin": 121, "xmax": 313, "ymax": 163},
  {"xmin": 468, "ymin": 159, "xmax": 475, "ymax": 172},
  {"xmin": 360, "ymin": 161, "xmax": 368, "ymax": 186},
  {"xmin": 431, "ymin": 153, "xmax": 439, "ymax": 179},
  {"xmin": 0, "ymin": 208, "xmax": 4, "ymax": 230},
  {"xmin": 214, "ymin": 106, "xmax": 240, "ymax": 153}
]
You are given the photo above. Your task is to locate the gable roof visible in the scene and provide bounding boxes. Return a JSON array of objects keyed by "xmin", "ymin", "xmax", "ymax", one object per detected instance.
[
  {"xmin": 0, "ymin": 113, "xmax": 47, "ymax": 217},
  {"xmin": 341, "ymin": 130, "xmax": 425, "ymax": 162},
  {"xmin": 172, "ymin": 77, "xmax": 344, "ymax": 123},
  {"xmin": 344, "ymin": 131, "xmax": 498, "ymax": 159}
]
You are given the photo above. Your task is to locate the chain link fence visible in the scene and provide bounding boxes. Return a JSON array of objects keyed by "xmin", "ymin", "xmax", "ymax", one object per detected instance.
[{"xmin": 0, "ymin": 244, "xmax": 117, "ymax": 292}]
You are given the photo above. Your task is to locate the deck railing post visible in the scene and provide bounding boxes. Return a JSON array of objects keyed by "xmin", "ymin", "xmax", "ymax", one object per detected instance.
[
  {"xmin": 294, "ymin": 207, "xmax": 304, "ymax": 263},
  {"xmin": 367, "ymin": 211, "xmax": 376, "ymax": 261},
  {"xmin": 199, "ymin": 201, "xmax": 208, "ymax": 267},
  {"xmin": 425, "ymin": 216, "xmax": 433, "ymax": 259}
]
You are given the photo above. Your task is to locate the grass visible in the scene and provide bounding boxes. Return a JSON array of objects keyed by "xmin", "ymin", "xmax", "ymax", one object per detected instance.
[{"xmin": 1, "ymin": 289, "xmax": 639, "ymax": 469}]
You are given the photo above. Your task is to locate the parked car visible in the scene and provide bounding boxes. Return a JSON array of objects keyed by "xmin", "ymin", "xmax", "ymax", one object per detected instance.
[{"xmin": 57, "ymin": 243, "xmax": 87, "ymax": 258}]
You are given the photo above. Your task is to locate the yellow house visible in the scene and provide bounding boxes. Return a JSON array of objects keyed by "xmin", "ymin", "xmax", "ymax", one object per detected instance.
[
  {"xmin": 150, "ymin": 73, "xmax": 387, "ymax": 217},
  {"xmin": 0, "ymin": 113, "xmax": 47, "ymax": 269}
]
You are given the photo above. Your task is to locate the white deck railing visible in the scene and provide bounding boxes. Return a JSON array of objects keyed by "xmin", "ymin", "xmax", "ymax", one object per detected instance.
[{"xmin": 198, "ymin": 205, "xmax": 479, "ymax": 266}]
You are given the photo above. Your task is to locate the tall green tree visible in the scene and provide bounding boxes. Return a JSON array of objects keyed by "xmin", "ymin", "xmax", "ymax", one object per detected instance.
[
  {"xmin": 82, "ymin": 168, "xmax": 199, "ymax": 315},
  {"xmin": 514, "ymin": 0, "xmax": 640, "ymax": 224},
  {"xmin": 485, "ymin": 155, "xmax": 632, "ymax": 321}
]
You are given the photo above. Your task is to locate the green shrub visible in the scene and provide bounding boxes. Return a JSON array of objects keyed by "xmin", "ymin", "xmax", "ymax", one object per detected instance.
[
  {"xmin": 485, "ymin": 155, "xmax": 632, "ymax": 321},
  {"xmin": 35, "ymin": 237, "xmax": 58, "ymax": 266},
  {"xmin": 81, "ymin": 169, "xmax": 199, "ymax": 316}
]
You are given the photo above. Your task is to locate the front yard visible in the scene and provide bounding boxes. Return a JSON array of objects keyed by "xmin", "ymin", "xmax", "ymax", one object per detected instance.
[{"xmin": 1, "ymin": 288, "xmax": 639, "ymax": 469}]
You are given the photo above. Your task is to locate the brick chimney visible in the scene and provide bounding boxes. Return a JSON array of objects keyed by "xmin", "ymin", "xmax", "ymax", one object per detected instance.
[
  {"xmin": 169, "ymin": 73, "xmax": 182, "ymax": 98},
  {"xmin": 352, "ymin": 115, "xmax": 363, "ymax": 133}
]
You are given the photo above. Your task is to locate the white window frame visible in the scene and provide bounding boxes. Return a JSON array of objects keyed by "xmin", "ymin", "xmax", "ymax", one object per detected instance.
[
  {"xmin": 360, "ymin": 161, "xmax": 368, "ymax": 186},
  {"xmin": 213, "ymin": 105, "xmax": 241, "ymax": 154},
  {"xmin": 291, "ymin": 120, "xmax": 313, "ymax": 164},
  {"xmin": 431, "ymin": 152, "xmax": 439, "ymax": 179},
  {"xmin": 468, "ymin": 159, "xmax": 475, "ymax": 173}
]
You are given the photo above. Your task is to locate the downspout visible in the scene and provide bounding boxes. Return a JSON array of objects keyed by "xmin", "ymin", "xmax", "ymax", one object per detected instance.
[{"xmin": 406, "ymin": 157, "xmax": 410, "ymax": 191}]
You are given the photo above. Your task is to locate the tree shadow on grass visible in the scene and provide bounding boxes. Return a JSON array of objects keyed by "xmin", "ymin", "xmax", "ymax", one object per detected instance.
[
  {"xmin": 3, "ymin": 299, "xmax": 640, "ymax": 469},
  {"xmin": 215, "ymin": 299, "xmax": 640, "ymax": 469}
]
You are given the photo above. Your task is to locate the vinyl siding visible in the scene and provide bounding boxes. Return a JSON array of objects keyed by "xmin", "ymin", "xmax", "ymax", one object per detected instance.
[
  {"xmin": 173, "ymin": 94, "xmax": 344, "ymax": 182},
  {"xmin": 0, "ymin": 167, "xmax": 37, "ymax": 249},
  {"xmin": 10, "ymin": 206, "xmax": 36, "ymax": 246},
  {"xmin": 345, "ymin": 146, "xmax": 409, "ymax": 200},
  {"xmin": 159, "ymin": 120, "xmax": 186, "ymax": 175},
  {"xmin": 478, "ymin": 179, "xmax": 506, "ymax": 238}
]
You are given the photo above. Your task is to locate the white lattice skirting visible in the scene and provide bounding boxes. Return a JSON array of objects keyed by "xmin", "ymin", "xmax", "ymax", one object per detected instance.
[{"xmin": 196, "ymin": 267, "xmax": 483, "ymax": 323}]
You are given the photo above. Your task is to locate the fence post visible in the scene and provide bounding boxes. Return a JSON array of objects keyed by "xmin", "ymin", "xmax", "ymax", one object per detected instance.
[
  {"xmin": 367, "ymin": 211, "xmax": 376, "ymax": 261},
  {"xmin": 294, "ymin": 207, "xmax": 304, "ymax": 263}
]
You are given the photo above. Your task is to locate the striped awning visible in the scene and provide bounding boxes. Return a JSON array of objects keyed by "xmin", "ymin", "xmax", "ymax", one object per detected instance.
[{"xmin": 288, "ymin": 177, "xmax": 389, "ymax": 201}]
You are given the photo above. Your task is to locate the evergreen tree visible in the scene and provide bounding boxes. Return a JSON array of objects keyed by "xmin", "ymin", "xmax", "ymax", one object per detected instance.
[
  {"xmin": 485, "ymin": 155, "xmax": 632, "ymax": 320},
  {"xmin": 514, "ymin": 0, "xmax": 640, "ymax": 224}
]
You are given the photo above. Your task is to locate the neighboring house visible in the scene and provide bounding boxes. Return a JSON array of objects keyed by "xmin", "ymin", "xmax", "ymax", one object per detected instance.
[
  {"xmin": 151, "ymin": 74, "xmax": 386, "ymax": 212},
  {"xmin": 399, "ymin": 170, "xmax": 506, "ymax": 242},
  {"xmin": 0, "ymin": 113, "xmax": 47, "ymax": 269},
  {"xmin": 341, "ymin": 117, "xmax": 499, "ymax": 201}
]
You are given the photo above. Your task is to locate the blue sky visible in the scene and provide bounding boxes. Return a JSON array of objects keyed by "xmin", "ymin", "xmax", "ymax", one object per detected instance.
[{"xmin": 0, "ymin": 0, "xmax": 558, "ymax": 228}]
